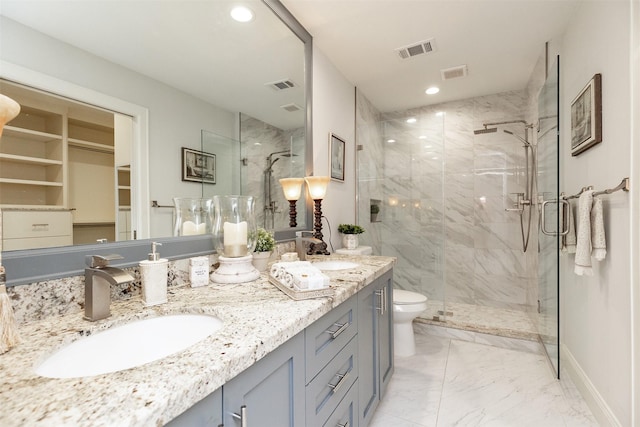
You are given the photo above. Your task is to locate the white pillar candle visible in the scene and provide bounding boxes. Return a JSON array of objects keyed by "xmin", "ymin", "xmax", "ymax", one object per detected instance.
[
  {"xmin": 223, "ymin": 221, "xmax": 248, "ymax": 257},
  {"xmin": 182, "ymin": 221, "xmax": 197, "ymax": 236},
  {"xmin": 182, "ymin": 221, "xmax": 207, "ymax": 236}
]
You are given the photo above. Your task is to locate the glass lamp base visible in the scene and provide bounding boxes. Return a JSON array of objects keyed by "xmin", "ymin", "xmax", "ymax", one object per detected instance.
[{"xmin": 211, "ymin": 255, "xmax": 260, "ymax": 284}]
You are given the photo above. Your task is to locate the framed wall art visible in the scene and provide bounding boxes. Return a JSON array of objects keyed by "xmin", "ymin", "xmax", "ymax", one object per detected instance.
[
  {"xmin": 571, "ymin": 73, "xmax": 602, "ymax": 156},
  {"xmin": 182, "ymin": 147, "xmax": 216, "ymax": 184},
  {"xmin": 329, "ymin": 133, "xmax": 345, "ymax": 182}
]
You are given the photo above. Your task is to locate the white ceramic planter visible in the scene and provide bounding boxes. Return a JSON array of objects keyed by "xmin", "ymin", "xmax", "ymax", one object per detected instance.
[
  {"xmin": 342, "ymin": 234, "xmax": 359, "ymax": 250},
  {"xmin": 252, "ymin": 251, "xmax": 272, "ymax": 272}
]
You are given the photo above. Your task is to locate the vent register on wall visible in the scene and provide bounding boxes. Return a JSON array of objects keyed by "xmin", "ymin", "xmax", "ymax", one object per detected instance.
[{"xmin": 0, "ymin": 80, "xmax": 133, "ymax": 250}]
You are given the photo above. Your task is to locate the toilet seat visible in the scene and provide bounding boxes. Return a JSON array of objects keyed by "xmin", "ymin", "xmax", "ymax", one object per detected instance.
[{"xmin": 393, "ymin": 289, "xmax": 427, "ymax": 305}]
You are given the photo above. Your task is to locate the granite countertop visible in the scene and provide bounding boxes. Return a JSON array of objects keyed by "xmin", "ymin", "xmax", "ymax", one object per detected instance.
[{"xmin": 0, "ymin": 255, "xmax": 395, "ymax": 426}]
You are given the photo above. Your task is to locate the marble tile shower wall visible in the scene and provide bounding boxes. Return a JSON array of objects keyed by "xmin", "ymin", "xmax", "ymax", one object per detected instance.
[
  {"xmin": 357, "ymin": 90, "xmax": 537, "ymax": 313},
  {"xmin": 240, "ymin": 114, "xmax": 305, "ymax": 230},
  {"xmin": 356, "ymin": 91, "xmax": 385, "ymax": 251}
]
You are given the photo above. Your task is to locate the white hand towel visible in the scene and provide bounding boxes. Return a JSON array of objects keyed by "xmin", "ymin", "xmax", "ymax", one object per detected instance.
[
  {"xmin": 591, "ymin": 196, "xmax": 606, "ymax": 261},
  {"xmin": 574, "ymin": 190, "xmax": 594, "ymax": 276},
  {"xmin": 562, "ymin": 201, "xmax": 576, "ymax": 254}
]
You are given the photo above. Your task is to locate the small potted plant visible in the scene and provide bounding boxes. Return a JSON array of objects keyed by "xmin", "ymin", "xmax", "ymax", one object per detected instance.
[
  {"xmin": 252, "ymin": 227, "xmax": 276, "ymax": 272},
  {"xmin": 338, "ymin": 224, "xmax": 365, "ymax": 250},
  {"xmin": 370, "ymin": 204, "xmax": 380, "ymax": 222}
]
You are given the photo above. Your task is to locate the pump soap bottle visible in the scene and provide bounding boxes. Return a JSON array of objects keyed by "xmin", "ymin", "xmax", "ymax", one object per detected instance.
[{"xmin": 140, "ymin": 242, "xmax": 168, "ymax": 306}]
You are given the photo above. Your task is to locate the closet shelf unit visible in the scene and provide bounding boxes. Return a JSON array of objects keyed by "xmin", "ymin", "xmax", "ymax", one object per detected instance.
[{"xmin": 0, "ymin": 105, "xmax": 66, "ymax": 209}]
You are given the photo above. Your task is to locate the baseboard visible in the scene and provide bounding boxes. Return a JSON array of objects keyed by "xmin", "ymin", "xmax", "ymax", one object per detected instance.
[{"xmin": 560, "ymin": 344, "xmax": 622, "ymax": 426}]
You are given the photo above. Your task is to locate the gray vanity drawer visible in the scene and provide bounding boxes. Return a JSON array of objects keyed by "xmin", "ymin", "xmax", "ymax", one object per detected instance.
[
  {"xmin": 305, "ymin": 294, "xmax": 357, "ymax": 383},
  {"xmin": 323, "ymin": 379, "xmax": 358, "ymax": 427},
  {"xmin": 306, "ymin": 336, "xmax": 358, "ymax": 427}
]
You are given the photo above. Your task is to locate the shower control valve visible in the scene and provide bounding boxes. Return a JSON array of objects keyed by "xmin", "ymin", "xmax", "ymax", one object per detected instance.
[{"xmin": 504, "ymin": 192, "xmax": 525, "ymax": 212}]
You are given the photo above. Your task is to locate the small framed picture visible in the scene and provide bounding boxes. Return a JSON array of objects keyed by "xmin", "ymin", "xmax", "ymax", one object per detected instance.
[
  {"xmin": 329, "ymin": 133, "xmax": 345, "ymax": 182},
  {"xmin": 182, "ymin": 147, "xmax": 216, "ymax": 184},
  {"xmin": 571, "ymin": 74, "xmax": 602, "ymax": 156}
]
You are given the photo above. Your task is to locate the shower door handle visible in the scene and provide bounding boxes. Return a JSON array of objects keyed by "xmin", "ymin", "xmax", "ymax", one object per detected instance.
[{"xmin": 541, "ymin": 199, "xmax": 569, "ymax": 236}]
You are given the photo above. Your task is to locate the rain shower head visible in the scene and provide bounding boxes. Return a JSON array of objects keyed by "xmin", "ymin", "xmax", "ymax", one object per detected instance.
[{"xmin": 474, "ymin": 126, "xmax": 497, "ymax": 135}]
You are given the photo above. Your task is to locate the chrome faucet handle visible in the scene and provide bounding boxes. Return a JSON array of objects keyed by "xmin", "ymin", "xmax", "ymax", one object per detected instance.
[{"xmin": 85, "ymin": 254, "xmax": 124, "ymax": 268}]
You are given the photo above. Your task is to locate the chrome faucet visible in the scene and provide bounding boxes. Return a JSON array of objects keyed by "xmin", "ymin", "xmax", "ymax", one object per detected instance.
[
  {"xmin": 295, "ymin": 231, "xmax": 322, "ymax": 261},
  {"xmin": 84, "ymin": 254, "xmax": 134, "ymax": 321}
]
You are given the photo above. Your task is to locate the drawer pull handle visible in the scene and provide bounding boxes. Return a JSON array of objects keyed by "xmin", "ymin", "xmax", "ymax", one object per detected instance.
[
  {"xmin": 337, "ymin": 422, "xmax": 350, "ymax": 427},
  {"xmin": 231, "ymin": 405, "xmax": 247, "ymax": 427},
  {"xmin": 32, "ymin": 223, "xmax": 50, "ymax": 231},
  {"xmin": 375, "ymin": 288, "xmax": 386, "ymax": 315},
  {"xmin": 326, "ymin": 321, "xmax": 349, "ymax": 339},
  {"xmin": 328, "ymin": 371, "xmax": 350, "ymax": 394}
]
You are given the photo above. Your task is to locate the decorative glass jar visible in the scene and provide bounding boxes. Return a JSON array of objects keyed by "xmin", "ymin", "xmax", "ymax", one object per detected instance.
[
  {"xmin": 173, "ymin": 197, "xmax": 213, "ymax": 236},
  {"xmin": 212, "ymin": 195, "xmax": 257, "ymax": 258}
]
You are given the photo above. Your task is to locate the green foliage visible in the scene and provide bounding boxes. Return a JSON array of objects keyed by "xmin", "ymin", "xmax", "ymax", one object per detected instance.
[
  {"xmin": 254, "ymin": 227, "xmax": 276, "ymax": 252},
  {"xmin": 370, "ymin": 204, "xmax": 380, "ymax": 214},
  {"xmin": 338, "ymin": 224, "xmax": 365, "ymax": 235}
]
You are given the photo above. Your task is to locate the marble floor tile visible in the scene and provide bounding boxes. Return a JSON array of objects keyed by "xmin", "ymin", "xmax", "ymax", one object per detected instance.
[
  {"xmin": 372, "ymin": 334, "xmax": 451, "ymax": 427},
  {"xmin": 371, "ymin": 332, "xmax": 598, "ymax": 427}
]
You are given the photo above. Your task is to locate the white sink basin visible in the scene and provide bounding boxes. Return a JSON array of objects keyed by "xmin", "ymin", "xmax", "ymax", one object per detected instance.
[
  {"xmin": 312, "ymin": 260, "xmax": 360, "ymax": 271},
  {"xmin": 35, "ymin": 314, "xmax": 223, "ymax": 378}
]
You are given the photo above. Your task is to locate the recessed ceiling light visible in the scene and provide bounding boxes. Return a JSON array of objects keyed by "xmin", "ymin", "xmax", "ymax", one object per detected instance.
[
  {"xmin": 406, "ymin": 117, "xmax": 417, "ymax": 124},
  {"xmin": 231, "ymin": 6, "xmax": 254, "ymax": 22},
  {"xmin": 419, "ymin": 135, "xmax": 427, "ymax": 139},
  {"xmin": 435, "ymin": 111, "xmax": 444, "ymax": 116},
  {"xmin": 387, "ymin": 139, "xmax": 396, "ymax": 143},
  {"xmin": 425, "ymin": 86, "xmax": 440, "ymax": 95}
]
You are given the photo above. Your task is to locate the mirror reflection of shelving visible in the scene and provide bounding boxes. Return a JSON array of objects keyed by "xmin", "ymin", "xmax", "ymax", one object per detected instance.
[
  {"xmin": 117, "ymin": 166, "xmax": 132, "ymax": 241},
  {"xmin": 0, "ymin": 79, "xmax": 133, "ymax": 249},
  {"xmin": 0, "ymin": 105, "xmax": 65, "ymax": 207}
]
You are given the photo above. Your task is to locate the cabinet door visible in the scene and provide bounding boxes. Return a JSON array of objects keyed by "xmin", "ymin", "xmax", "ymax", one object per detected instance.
[
  {"xmin": 357, "ymin": 270, "xmax": 394, "ymax": 427},
  {"xmin": 378, "ymin": 270, "xmax": 394, "ymax": 398},
  {"xmin": 223, "ymin": 332, "xmax": 305, "ymax": 427},
  {"xmin": 166, "ymin": 387, "xmax": 222, "ymax": 427}
]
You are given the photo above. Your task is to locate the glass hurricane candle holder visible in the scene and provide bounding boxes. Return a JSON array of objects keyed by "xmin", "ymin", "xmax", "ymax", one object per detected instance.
[
  {"xmin": 211, "ymin": 195, "xmax": 260, "ymax": 283},
  {"xmin": 173, "ymin": 197, "xmax": 214, "ymax": 236},
  {"xmin": 212, "ymin": 195, "xmax": 257, "ymax": 257}
]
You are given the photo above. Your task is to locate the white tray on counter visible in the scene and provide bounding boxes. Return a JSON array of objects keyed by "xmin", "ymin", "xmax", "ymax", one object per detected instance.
[{"xmin": 268, "ymin": 275, "xmax": 334, "ymax": 300}]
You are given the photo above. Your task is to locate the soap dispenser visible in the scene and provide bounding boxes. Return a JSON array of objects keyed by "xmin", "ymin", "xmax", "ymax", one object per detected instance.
[{"xmin": 139, "ymin": 242, "xmax": 168, "ymax": 306}]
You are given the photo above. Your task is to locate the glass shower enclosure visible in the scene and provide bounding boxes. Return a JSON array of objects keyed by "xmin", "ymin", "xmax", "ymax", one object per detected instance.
[{"xmin": 537, "ymin": 57, "xmax": 561, "ymax": 377}]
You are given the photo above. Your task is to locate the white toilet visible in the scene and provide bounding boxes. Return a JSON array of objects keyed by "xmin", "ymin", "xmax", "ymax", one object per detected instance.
[{"xmin": 393, "ymin": 289, "xmax": 428, "ymax": 357}]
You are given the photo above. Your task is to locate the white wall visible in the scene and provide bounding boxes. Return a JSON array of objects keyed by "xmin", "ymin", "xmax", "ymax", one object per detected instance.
[
  {"xmin": 312, "ymin": 47, "xmax": 356, "ymax": 251},
  {"xmin": 559, "ymin": 2, "xmax": 633, "ymax": 425},
  {"xmin": 632, "ymin": 0, "xmax": 640, "ymax": 423}
]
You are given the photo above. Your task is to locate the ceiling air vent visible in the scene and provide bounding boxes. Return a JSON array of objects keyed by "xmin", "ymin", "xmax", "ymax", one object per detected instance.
[
  {"xmin": 266, "ymin": 79, "xmax": 296, "ymax": 91},
  {"xmin": 395, "ymin": 38, "xmax": 437, "ymax": 60},
  {"xmin": 441, "ymin": 65, "xmax": 468, "ymax": 80},
  {"xmin": 280, "ymin": 103, "xmax": 302, "ymax": 112}
]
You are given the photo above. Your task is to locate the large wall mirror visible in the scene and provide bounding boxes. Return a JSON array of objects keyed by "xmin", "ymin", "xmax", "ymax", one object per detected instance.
[{"xmin": 0, "ymin": 0, "xmax": 313, "ymax": 285}]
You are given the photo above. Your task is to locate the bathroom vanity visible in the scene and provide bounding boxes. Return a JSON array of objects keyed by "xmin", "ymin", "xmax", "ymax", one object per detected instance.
[{"xmin": 0, "ymin": 255, "xmax": 395, "ymax": 426}]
